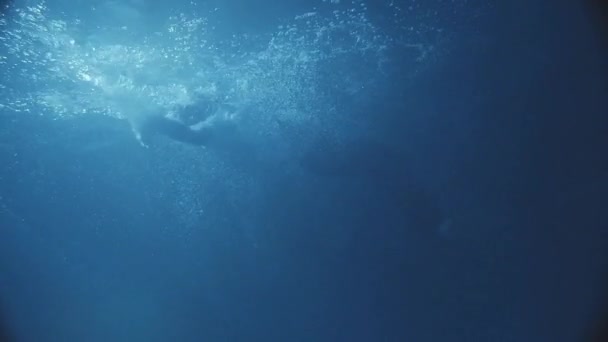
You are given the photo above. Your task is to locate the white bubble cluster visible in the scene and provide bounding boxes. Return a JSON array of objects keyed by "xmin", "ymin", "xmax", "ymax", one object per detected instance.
[{"xmin": 0, "ymin": 1, "xmax": 394, "ymax": 128}]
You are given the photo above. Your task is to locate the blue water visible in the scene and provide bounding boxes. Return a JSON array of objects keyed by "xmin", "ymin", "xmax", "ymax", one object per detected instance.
[{"xmin": 0, "ymin": 0, "xmax": 607, "ymax": 341}]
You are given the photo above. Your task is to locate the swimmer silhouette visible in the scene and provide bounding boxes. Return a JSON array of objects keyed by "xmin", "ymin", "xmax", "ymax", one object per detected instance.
[
  {"xmin": 130, "ymin": 102, "xmax": 239, "ymax": 148},
  {"xmin": 138, "ymin": 115, "xmax": 211, "ymax": 146},
  {"xmin": 94, "ymin": 71, "xmax": 235, "ymax": 147}
]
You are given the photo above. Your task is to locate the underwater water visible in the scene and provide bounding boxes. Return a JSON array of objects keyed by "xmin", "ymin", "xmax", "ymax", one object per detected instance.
[{"xmin": 0, "ymin": 0, "xmax": 607, "ymax": 341}]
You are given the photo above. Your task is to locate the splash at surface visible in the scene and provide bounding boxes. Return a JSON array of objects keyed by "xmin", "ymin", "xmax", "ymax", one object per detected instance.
[{"xmin": 0, "ymin": 0, "xmax": 398, "ymax": 134}]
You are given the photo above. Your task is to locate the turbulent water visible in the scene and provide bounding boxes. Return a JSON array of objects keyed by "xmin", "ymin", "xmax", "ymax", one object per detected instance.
[
  {"xmin": 0, "ymin": 0, "xmax": 451, "ymax": 228},
  {"xmin": 6, "ymin": 1, "xmax": 606, "ymax": 341},
  {"xmin": 0, "ymin": 1, "xmax": 403, "ymax": 122}
]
